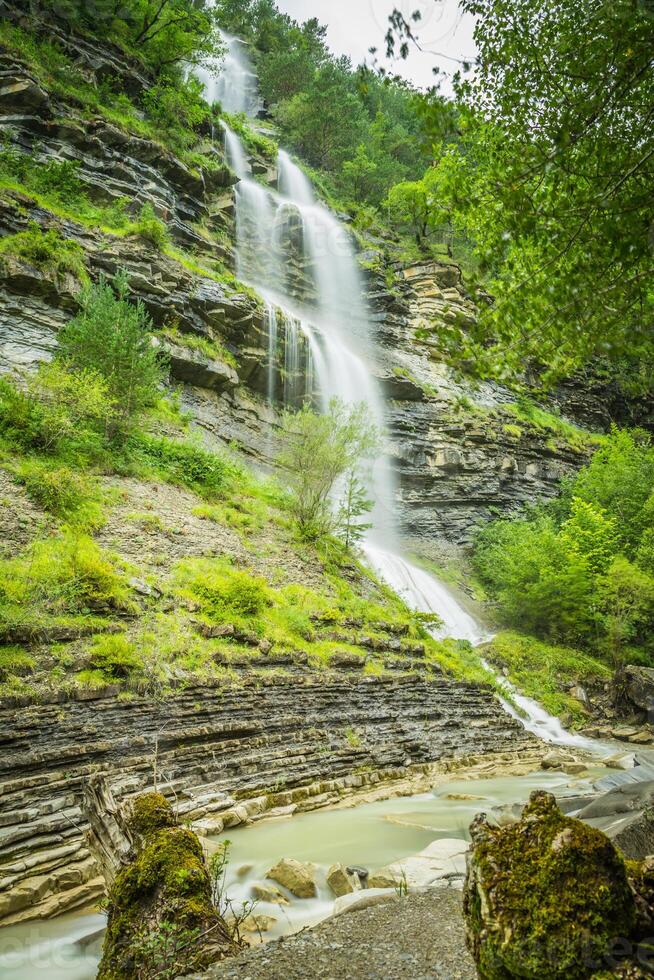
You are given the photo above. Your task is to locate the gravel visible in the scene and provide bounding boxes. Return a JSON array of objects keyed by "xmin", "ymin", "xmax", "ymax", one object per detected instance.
[{"xmin": 194, "ymin": 890, "xmax": 477, "ymax": 979}]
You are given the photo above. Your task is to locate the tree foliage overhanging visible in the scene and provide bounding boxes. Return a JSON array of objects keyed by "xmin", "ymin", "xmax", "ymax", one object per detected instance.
[{"xmin": 398, "ymin": 0, "xmax": 654, "ymax": 392}]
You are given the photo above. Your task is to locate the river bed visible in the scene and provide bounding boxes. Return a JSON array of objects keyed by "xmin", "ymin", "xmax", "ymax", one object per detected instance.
[{"xmin": 0, "ymin": 764, "xmax": 611, "ymax": 979}]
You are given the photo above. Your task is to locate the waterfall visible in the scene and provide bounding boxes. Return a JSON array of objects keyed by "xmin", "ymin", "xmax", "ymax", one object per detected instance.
[
  {"xmin": 198, "ymin": 39, "xmax": 610, "ymax": 753},
  {"xmin": 194, "ymin": 30, "xmax": 260, "ymax": 116}
]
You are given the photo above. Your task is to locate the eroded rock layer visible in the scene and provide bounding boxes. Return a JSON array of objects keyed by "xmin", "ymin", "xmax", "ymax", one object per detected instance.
[{"xmin": 0, "ymin": 673, "xmax": 534, "ymax": 924}]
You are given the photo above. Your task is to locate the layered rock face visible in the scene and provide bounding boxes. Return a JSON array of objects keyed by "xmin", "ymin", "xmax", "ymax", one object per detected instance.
[
  {"xmin": 368, "ymin": 262, "xmax": 610, "ymax": 548},
  {"xmin": 0, "ymin": 672, "xmax": 534, "ymax": 925}
]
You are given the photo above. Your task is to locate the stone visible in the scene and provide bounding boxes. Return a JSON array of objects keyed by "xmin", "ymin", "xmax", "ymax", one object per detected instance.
[
  {"xmin": 463, "ymin": 791, "xmax": 637, "ymax": 979},
  {"xmin": 332, "ymin": 888, "xmax": 395, "ymax": 917},
  {"xmin": 540, "ymin": 748, "xmax": 579, "ymax": 770},
  {"xmin": 326, "ymin": 863, "xmax": 359, "ymax": 897},
  {"xmin": 384, "ymin": 838, "xmax": 468, "ymax": 889},
  {"xmin": 97, "ymin": 794, "xmax": 238, "ymax": 978},
  {"xmin": 616, "ymin": 665, "xmax": 654, "ymax": 714},
  {"xmin": 238, "ymin": 913, "xmax": 277, "ymax": 933},
  {"xmin": 367, "ymin": 870, "xmax": 401, "ymax": 889},
  {"xmin": 630, "ymin": 730, "xmax": 654, "ymax": 745},
  {"xmin": 266, "ymin": 858, "xmax": 318, "ymax": 899},
  {"xmin": 251, "ymin": 883, "xmax": 289, "ymax": 905}
]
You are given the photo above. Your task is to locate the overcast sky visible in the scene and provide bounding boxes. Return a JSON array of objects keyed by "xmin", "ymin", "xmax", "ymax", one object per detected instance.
[{"xmin": 275, "ymin": 0, "xmax": 476, "ymax": 96}]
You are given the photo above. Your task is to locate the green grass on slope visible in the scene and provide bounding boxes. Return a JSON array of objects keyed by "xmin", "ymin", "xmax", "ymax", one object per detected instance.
[{"xmin": 483, "ymin": 631, "xmax": 612, "ymax": 727}]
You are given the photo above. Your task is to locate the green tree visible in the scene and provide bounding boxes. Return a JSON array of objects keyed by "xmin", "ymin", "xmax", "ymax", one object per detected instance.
[
  {"xmin": 342, "ymin": 144, "xmax": 378, "ymax": 203},
  {"xmin": 425, "ymin": 0, "xmax": 654, "ymax": 389},
  {"xmin": 276, "ymin": 62, "xmax": 368, "ymax": 170},
  {"xmin": 57, "ymin": 273, "xmax": 165, "ymax": 433},
  {"xmin": 385, "ymin": 179, "xmax": 430, "ymax": 245},
  {"xmin": 278, "ymin": 399, "xmax": 379, "ymax": 540},
  {"xmin": 335, "ymin": 470, "xmax": 374, "ymax": 549},
  {"xmin": 596, "ymin": 558, "xmax": 654, "ymax": 665}
]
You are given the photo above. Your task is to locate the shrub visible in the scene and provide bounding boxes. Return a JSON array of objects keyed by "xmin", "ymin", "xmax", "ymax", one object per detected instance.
[
  {"xmin": 57, "ymin": 273, "xmax": 166, "ymax": 431},
  {"xmin": 125, "ymin": 433, "xmax": 242, "ymax": 499},
  {"xmin": 0, "ymin": 364, "xmax": 113, "ymax": 462},
  {"xmin": 0, "ymin": 225, "xmax": 87, "ymax": 280},
  {"xmin": 278, "ymin": 398, "xmax": 379, "ymax": 540},
  {"xmin": 86, "ymin": 634, "xmax": 143, "ymax": 680},
  {"xmin": 473, "ymin": 429, "xmax": 654, "ymax": 664},
  {"xmin": 596, "ymin": 558, "xmax": 654, "ymax": 665},
  {"xmin": 14, "ymin": 460, "xmax": 104, "ymax": 529},
  {"xmin": 133, "ymin": 203, "xmax": 169, "ymax": 250},
  {"xmin": 179, "ymin": 560, "xmax": 271, "ymax": 621},
  {"xmin": 0, "ymin": 533, "xmax": 134, "ymax": 629}
]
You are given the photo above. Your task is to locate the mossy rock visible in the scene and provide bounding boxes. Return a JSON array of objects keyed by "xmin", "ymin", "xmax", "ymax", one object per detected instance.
[
  {"xmin": 98, "ymin": 793, "xmax": 237, "ymax": 979},
  {"xmin": 463, "ymin": 790, "xmax": 637, "ymax": 979}
]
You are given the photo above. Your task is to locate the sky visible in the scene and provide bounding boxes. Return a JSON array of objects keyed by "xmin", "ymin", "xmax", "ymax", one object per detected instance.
[{"xmin": 274, "ymin": 0, "xmax": 476, "ymax": 96}]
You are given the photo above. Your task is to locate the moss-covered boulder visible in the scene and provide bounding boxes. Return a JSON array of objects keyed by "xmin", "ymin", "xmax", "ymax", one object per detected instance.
[
  {"xmin": 463, "ymin": 790, "xmax": 637, "ymax": 979},
  {"xmin": 98, "ymin": 793, "xmax": 238, "ymax": 980}
]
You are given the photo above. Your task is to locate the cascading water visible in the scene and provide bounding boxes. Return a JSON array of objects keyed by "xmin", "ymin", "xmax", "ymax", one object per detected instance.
[
  {"xmin": 195, "ymin": 43, "xmax": 611, "ymax": 754},
  {"xmin": 194, "ymin": 30, "xmax": 261, "ymax": 116}
]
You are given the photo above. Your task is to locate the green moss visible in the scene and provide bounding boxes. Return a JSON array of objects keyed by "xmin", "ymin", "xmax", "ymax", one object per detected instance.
[
  {"xmin": 99, "ymin": 793, "xmax": 235, "ymax": 979},
  {"xmin": 465, "ymin": 791, "xmax": 637, "ymax": 979}
]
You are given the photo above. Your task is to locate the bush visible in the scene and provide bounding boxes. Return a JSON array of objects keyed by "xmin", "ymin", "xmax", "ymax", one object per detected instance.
[
  {"xmin": 0, "ymin": 224, "xmax": 87, "ymax": 280},
  {"xmin": 57, "ymin": 273, "xmax": 166, "ymax": 431},
  {"xmin": 125, "ymin": 433, "xmax": 242, "ymax": 499},
  {"xmin": 278, "ymin": 398, "xmax": 379, "ymax": 540},
  {"xmin": 179, "ymin": 560, "xmax": 270, "ymax": 621},
  {"xmin": 133, "ymin": 203, "xmax": 169, "ymax": 250},
  {"xmin": 14, "ymin": 460, "xmax": 104, "ymax": 529},
  {"xmin": 86, "ymin": 634, "xmax": 143, "ymax": 680},
  {"xmin": 473, "ymin": 429, "xmax": 654, "ymax": 665},
  {"xmin": 0, "ymin": 533, "xmax": 134, "ymax": 629},
  {"xmin": 0, "ymin": 363, "xmax": 113, "ymax": 462}
]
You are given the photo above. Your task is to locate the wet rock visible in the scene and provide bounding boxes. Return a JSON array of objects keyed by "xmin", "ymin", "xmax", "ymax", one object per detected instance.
[
  {"xmin": 463, "ymin": 791, "xmax": 637, "ymax": 978},
  {"xmin": 381, "ymin": 838, "xmax": 468, "ymax": 889},
  {"xmin": 98, "ymin": 793, "xmax": 238, "ymax": 978},
  {"xmin": 616, "ymin": 666, "xmax": 654, "ymax": 715},
  {"xmin": 238, "ymin": 913, "xmax": 276, "ymax": 934},
  {"xmin": 327, "ymin": 863, "xmax": 359, "ymax": 898},
  {"xmin": 251, "ymin": 883, "xmax": 289, "ymax": 905},
  {"xmin": 332, "ymin": 887, "xmax": 395, "ymax": 917},
  {"xmin": 266, "ymin": 858, "xmax": 317, "ymax": 899}
]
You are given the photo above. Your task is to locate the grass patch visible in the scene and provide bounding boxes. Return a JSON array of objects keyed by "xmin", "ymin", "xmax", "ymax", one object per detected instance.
[
  {"xmin": 161, "ymin": 326, "xmax": 237, "ymax": 368},
  {"xmin": 0, "ymin": 224, "xmax": 88, "ymax": 281},
  {"xmin": 0, "ymin": 531, "xmax": 135, "ymax": 636},
  {"xmin": 483, "ymin": 630, "xmax": 612, "ymax": 726},
  {"xmin": 503, "ymin": 397, "xmax": 603, "ymax": 452}
]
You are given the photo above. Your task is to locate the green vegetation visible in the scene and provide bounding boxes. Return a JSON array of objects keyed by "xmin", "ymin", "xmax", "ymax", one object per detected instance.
[
  {"xmin": 386, "ymin": 0, "xmax": 654, "ymax": 394},
  {"xmin": 58, "ymin": 274, "xmax": 166, "ymax": 433},
  {"xmin": 211, "ymin": 0, "xmax": 455, "ymax": 211},
  {"xmin": 99, "ymin": 793, "xmax": 236, "ymax": 980},
  {"xmin": 278, "ymin": 398, "xmax": 379, "ymax": 541},
  {"xmin": 475, "ymin": 430, "xmax": 654, "ymax": 669},
  {"xmin": 30, "ymin": 1, "xmax": 218, "ymax": 75},
  {"xmin": 0, "ymin": 531, "xmax": 134, "ymax": 639},
  {"xmin": 0, "ymin": 225, "xmax": 87, "ymax": 281},
  {"xmin": 485, "ymin": 632, "xmax": 611, "ymax": 726},
  {"xmin": 133, "ymin": 203, "xmax": 169, "ymax": 250}
]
